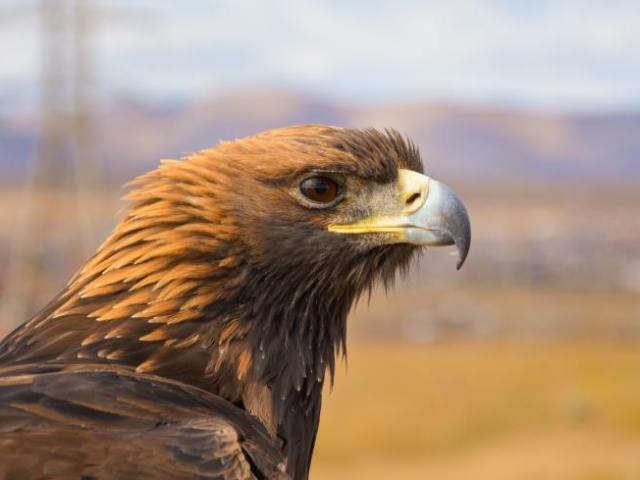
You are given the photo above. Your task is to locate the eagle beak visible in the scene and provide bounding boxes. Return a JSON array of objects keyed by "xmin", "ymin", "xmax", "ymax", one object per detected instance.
[{"xmin": 328, "ymin": 169, "xmax": 471, "ymax": 269}]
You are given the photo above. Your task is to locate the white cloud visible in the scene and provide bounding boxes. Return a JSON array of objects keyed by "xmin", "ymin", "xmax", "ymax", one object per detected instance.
[{"xmin": 1, "ymin": 0, "xmax": 639, "ymax": 110}]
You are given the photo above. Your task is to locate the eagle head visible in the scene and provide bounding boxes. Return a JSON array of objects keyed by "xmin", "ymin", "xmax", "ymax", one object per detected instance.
[{"xmin": 173, "ymin": 125, "xmax": 470, "ymax": 299}]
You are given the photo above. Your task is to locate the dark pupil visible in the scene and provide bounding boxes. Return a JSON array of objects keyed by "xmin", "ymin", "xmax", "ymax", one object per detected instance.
[
  {"xmin": 301, "ymin": 177, "xmax": 337, "ymax": 203},
  {"xmin": 314, "ymin": 181, "xmax": 328, "ymax": 195}
]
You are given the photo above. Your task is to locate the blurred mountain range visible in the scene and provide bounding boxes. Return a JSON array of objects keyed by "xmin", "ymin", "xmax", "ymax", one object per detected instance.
[{"xmin": 1, "ymin": 89, "xmax": 639, "ymax": 184}]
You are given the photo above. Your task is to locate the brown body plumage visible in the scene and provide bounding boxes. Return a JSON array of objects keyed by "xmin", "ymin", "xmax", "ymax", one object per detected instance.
[{"xmin": 0, "ymin": 125, "xmax": 470, "ymax": 479}]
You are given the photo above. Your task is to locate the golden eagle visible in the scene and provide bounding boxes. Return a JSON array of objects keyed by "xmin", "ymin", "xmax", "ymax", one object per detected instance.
[{"xmin": 0, "ymin": 126, "xmax": 470, "ymax": 479}]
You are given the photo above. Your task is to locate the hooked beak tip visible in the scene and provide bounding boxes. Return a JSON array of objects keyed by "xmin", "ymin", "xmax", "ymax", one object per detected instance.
[
  {"xmin": 452, "ymin": 216, "xmax": 471, "ymax": 270},
  {"xmin": 413, "ymin": 179, "xmax": 471, "ymax": 270}
]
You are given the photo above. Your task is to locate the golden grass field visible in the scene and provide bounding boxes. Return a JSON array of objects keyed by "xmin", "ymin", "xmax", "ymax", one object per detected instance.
[{"xmin": 311, "ymin": 341, "xmax": 640, "ymax": 480}]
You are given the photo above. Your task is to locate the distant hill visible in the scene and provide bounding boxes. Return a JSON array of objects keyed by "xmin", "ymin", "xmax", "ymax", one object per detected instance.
[{"xmin": 1, "ymin": 89, "xmax": 639, "ymax": 184}]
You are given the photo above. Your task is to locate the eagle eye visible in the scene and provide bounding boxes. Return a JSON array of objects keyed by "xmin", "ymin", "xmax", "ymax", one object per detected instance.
[{"xmin": 299, "ymin": 176, "xmax": 339, "ymax": 204}]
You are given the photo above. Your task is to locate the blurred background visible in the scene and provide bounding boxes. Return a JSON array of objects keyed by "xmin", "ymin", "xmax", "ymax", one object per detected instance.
[{"xmin": 1, "ymin": 1, "xmax": 639, "ymax": 478}]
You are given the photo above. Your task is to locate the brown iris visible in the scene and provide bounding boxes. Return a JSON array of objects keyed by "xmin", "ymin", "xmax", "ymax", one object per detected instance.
[{"xmin": 299, "ymin": 176, "xmax": 339, "ymax": 204}]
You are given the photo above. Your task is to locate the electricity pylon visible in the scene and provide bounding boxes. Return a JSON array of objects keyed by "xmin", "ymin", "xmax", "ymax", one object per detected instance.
[{"xmin": 0, "ymin": 0, "xmax": 104, "ymax": 328}]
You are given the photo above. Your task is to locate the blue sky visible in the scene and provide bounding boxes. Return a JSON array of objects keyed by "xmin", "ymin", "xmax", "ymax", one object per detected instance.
[{"xmin": 1, "ymin": 0, "xmax": 639, "ymax": 111}]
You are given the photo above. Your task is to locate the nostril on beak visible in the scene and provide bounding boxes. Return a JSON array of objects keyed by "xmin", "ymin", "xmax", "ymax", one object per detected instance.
[
  {"xmin": 398, "ymin": 169, "xmax": 430, "ymax": 213},
  {"xmin": 405, "ymin": 192, "xmax": 421, "ymax": 207}
]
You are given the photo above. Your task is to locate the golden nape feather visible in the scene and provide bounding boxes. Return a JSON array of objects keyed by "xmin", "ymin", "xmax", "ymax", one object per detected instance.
[{"xmin": 0, "ymin": 125, "xmax": 470, "ymax": 480}]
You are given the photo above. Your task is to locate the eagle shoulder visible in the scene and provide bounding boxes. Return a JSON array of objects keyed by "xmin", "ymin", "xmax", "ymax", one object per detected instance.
[{"xmin": 0, "ymin": 364, "xmax": 288, "ymax": 480}]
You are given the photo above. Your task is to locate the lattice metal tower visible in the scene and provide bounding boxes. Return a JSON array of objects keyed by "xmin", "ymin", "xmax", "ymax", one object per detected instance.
[{"xmin": 1, "ymin": 0, "xmax": 103, "ymax": 327}]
